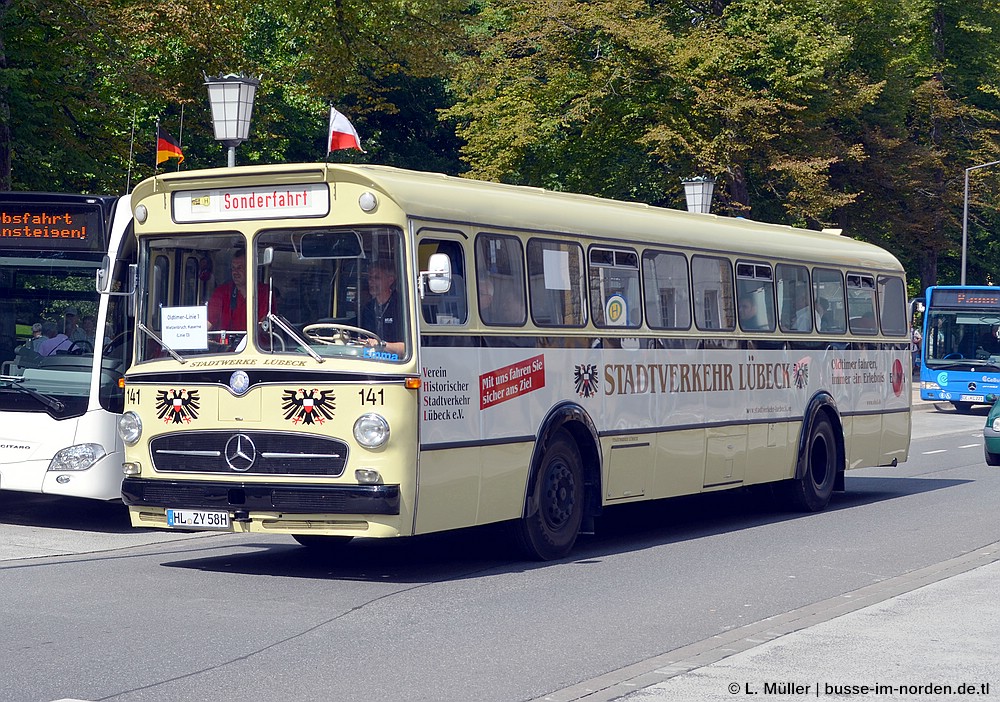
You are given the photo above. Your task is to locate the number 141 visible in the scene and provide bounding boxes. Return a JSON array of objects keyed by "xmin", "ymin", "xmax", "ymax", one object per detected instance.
[{"xmin": 359, "ymin": 388, "xmax": 384, "ymax": 405}]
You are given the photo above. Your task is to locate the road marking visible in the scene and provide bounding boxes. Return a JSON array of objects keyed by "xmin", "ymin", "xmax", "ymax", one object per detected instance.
[
  {"xmin": 960, "ymin": 444, "xmax": 980, "ymax": 449},
  {"xmin": 922, "ymin": 449, "xmax": 947, "ymax": 454}
]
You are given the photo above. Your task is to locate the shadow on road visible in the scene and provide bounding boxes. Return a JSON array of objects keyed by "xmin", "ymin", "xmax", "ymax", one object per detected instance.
[
  {"xmin": 158, "ymin": 475, "xmax": 968, "ymax": 583},
  {"xmin": 0, "ymin": 491, "xmax": 133, "ymax": 533}
]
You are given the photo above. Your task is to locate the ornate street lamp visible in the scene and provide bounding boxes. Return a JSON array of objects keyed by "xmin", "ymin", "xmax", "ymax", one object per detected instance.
[
  {"xmin": 681, "ymin": 176, "xmax": 716, "ymax": 214},
  {"xmin": 961, "ymin": 160, "xmax": 1000, "ymax": 285},
  {"xmin": 203, "ymin": 72, "xmax": 260, "ymax": 168}
]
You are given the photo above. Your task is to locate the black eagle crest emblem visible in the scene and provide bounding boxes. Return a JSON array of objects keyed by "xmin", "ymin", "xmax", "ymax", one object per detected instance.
[
  {"xmin": 155, "ymin": 389, "xmax": 200, "ymax": 424},
  {"xmin": 574, "ymin": 364, "xmax": 599, "ymax": 398},
  {"xmin": 282, "ymin": 388, "xmax": 336, "ymax": 425}
]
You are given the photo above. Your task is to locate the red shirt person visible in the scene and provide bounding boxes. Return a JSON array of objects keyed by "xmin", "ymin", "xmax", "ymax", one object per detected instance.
[{"xmin": 207, "ymin": 249, "xmax": 273, "ymax": 332}]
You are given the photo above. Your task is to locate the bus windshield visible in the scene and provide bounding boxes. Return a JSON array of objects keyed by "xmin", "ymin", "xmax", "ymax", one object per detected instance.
[
  {"xmin": 135, "ymin": 226, "xmax": 409, "ymax": 363},
  {"xmin": 0, "ymin": 253, "xmax": 122, "ymax": 417},
  {"xmin": 924, "ymin": 310, "xmax": 1000, "ymax": 368}
]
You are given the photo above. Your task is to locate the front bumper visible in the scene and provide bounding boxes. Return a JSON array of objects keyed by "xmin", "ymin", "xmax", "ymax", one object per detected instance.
[{"xmin": 121, "ymin": 477, "xmax": 400, "ymax": 515}]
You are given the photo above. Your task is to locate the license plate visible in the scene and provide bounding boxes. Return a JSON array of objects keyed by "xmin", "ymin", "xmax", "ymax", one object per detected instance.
[
  {"xmin": 166, "ymin": 508, "xmax": 230, "ymax": 529},
  {"xmin": 961, "ymin": 395, "xmax": 985, "ymax": 402}
]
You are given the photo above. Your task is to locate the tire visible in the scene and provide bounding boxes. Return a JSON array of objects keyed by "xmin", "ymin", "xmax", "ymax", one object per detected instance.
[
  {"xmin": 785, "ymin": 415, "xmax": 838, "ymax": 512},
  {"xmin": 512, "ymin": 430, "xmax": 584, "ymax": 560},
  {"xmin": 953, "ymin": 402, "xmax": 974, "ymax": 414},
  {"xmin": 986, "ymin": 446, "xmax": 1000, "ymax": 467},
  {"xmin": 292, "ymin": 534, "xmax": 353, "ymax": 551}
]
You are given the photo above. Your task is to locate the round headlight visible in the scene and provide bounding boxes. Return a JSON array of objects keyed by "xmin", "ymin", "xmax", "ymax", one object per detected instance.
[
  {"xmin": 992, "ymin": 417, "xmax": 1000, "ymax": 432},
  {"xmin": 118, "ymin": 411, "xmax": 143, "ymax": 446},
  {"xmin": 354, "ymin": 413, "xmax": 390, "ymax": 449}
]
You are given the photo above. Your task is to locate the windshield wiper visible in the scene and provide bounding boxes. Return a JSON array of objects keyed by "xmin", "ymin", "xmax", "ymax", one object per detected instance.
[
  {"xmin": 138, "ymin": 322, "xmax": 187, "ymax": 363},
  {"xmin": 0, "ymin": 375, "xmax": 65, "ymax": 412},
  {"xmin": 264, "ymin": 313, "xmax": 323, "ymax": 362}
]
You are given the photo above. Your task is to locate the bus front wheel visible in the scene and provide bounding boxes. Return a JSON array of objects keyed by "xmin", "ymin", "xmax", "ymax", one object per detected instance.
[
  {"xmin": 785, "ymin": 415, "xmax": 837, "ymax": 512},
  {"xmin": 513, "ymin": 430, "xmax": 584, "ymax": 560}
]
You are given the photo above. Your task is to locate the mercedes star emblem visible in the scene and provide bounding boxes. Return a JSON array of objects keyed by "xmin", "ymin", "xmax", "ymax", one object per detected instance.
[{"xmin": 224, "ymin": 434, "xmax": 257, "ymax": 472}]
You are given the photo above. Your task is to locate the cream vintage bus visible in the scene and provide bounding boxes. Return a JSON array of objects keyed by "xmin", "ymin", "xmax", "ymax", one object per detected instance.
[{"xmin": 110, "ymin": 163, "xmax": 910, "ymax": 560}]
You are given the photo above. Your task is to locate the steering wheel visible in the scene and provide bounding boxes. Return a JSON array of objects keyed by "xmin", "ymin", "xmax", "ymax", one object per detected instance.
[
  {"xmin": 943, "ymin": 352, "xmax": 963, "ymax": 359},
  {"xmin": 68, "ymin": 340, "xmax": 94, "ymax": 355},
  {"xmin": 104, "ymin": 332, "xmax": 127, "ymax": 355},
  {"xmin": 302, "ymin": 323, "xmax": 383, "ymax": 347}
]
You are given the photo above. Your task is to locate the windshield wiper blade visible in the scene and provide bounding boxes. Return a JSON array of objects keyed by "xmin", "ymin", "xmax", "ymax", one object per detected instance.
[
  {"xmin": 0, "ymin": 375, "xmax": 65, "ymax": 412},
  {"xmin": 138, "ymin": 323, "xmax": 187, "ymax": 363},
  {"xmin": 265, "ymin": 313, "xmax": 323, "ymax": 362}
]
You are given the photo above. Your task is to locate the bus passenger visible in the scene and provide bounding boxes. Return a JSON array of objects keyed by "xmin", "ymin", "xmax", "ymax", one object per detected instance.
[
  {"xmin": 38, "ymin": 321, "xmax": 72, "ymax": 356},
  {"xmin": 207, "ymin": 248, "xmax": 272, "ymax": 332},
  {"xmin": 362, "ymin": 259, "xmax": 404, "ymax": 356},
  {"xmin": 739, "ymin": 296, "xmax": 764, "ymax": 330}
]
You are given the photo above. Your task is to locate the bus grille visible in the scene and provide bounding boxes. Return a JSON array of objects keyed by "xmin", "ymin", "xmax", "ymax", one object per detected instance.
[{"xmin": 150, "ymin": 431, "xmax": 349, "ymax": 477}]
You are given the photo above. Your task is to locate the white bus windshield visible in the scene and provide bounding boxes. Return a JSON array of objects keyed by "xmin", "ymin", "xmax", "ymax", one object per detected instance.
[{"xmin": 0, "ymin": 253, "xmax": 124, "ymax": 417}]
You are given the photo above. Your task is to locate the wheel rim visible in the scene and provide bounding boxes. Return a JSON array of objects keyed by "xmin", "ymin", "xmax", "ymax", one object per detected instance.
[
  {"xmin": 542, "ymin": 461, "xmax": 576, "ymax": 530},
  {"xmin": 810, "ymin": 432, "xmax": 832, "ymax": 487}
]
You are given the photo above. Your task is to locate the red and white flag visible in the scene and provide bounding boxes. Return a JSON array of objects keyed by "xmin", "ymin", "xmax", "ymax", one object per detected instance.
[{"xmin": 327, "ymin": 107, "xmax": 365, "ymax": 153}]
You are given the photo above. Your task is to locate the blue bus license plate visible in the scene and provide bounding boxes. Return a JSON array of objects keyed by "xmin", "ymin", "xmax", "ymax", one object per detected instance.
[{"xmin": 166, "ymin": 509, "xmax": 230, "ymax": 529}]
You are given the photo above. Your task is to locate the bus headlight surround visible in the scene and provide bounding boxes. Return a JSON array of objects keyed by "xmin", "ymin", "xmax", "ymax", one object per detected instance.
[
  {"xmin": 354, "ymin": 413, "xmax": 389, "ymax": 448},
  {"xmin": 48, "ymin": 443, "xmax": 106, "ymax": 472},
  {"xmin": 118, "ymin": 411, "xmax": 143, "ymax": 446},
  {"xmin": 993, "ymin": 417, "xmax": 1000, "ymax": 432}
]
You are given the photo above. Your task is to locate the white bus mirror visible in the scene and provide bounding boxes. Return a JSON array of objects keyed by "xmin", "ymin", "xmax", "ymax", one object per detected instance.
[
  {"xmin": 419, "ymin": 253, "xmax": 452, "ymax": 298},
  {"xmin": 259, "ymin": 246, "xmax": 274, "ymax": 267}
]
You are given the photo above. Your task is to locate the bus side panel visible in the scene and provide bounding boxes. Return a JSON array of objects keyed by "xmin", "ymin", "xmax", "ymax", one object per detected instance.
[
  {"xmin": 745, "ymin": 420, "xmax": 797, "ymax": 485},
  {"xmin": 414, "ymin": 446, "xmax": 480, "ymax": 534},
  {"xmin": 650, "ymin": 428, "xmax": 706, "ymax": 499}
]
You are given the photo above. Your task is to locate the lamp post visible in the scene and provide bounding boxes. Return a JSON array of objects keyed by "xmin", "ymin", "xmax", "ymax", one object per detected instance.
[
  {"xmin": 681, "ymin": 176, "xmax": 716, "ymax": 214},
  {"xmin": 203, "ymin": 72, "xmax": 260, "ymax": 168},
  {"xmin": 961, "ymin": 159, "xmax": 1000, "ymax": 285}
]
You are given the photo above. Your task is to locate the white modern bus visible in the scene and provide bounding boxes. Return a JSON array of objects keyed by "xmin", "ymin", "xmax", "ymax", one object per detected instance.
[
  {"xmin": 0, "ymin": 192, "xmax": 135, "ymax": 500},
  {"xmin": 113, "ymin": 164, "xmax": 910, "ymax": 559}
]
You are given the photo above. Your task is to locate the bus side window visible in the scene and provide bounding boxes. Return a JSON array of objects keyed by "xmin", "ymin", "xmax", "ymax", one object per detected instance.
[
  {"xmin": 527, "ymin": 238, "xmax": 586, "ymax": 327},
  {"xmin": 847, "ymin": 273, "xmax": 878, "ymax": 335},
  {"xmin": 877, "ymin": 275, "xmax": 907, "ymax": 336},
  {"xmin": 588, "ymin": 247, "xmax": 640, "ymax": 328},
  {"xmin": 642, "ymin": 250, "xmax": 691, "ymax": 330},
  {"xmin": 813, "ymin": 267, "xmax": 846, "ymax": 333},
  {"xmin": 692, "ymin": 255, "xmax": 735, "ymax": 331},
  {"xmin": 475, "ymin": 233, "xmax": 527, "ymax": 326},
  {"xmin": 418, "ymin": 238, "xmax": 468, "ymax": 325}
]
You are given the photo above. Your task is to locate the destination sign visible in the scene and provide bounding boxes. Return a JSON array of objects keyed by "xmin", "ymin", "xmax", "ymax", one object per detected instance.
[
  {"xmin": 930, "ymin": 289, "xmax": 1000, "ymax": 310},
  {"xmin": 0, "ymin": 200, "xmax": 106, "ymax": 251}
]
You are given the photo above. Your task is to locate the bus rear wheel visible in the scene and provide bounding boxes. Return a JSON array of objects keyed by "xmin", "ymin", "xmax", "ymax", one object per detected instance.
[
  {"xmin": 784, "ymin": 415, "xmax": 837, "ymax": 512},
  {"xmin": 513, "ymin": 430, "xmax": 584, "ymax": 561}
]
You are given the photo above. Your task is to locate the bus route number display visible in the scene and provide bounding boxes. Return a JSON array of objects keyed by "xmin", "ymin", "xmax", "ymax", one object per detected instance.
[
  {"xmin": 930, "ymin": 289, "xmax": 1000, "ymax": 309},
  {"xmin": 0, "ymin": 203, "xmax": 103, "ymax": 249}
]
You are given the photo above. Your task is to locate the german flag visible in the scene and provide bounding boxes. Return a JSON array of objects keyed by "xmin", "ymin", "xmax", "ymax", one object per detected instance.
[{"xmin": 156, "ymin": 126, "xmax": 184, "ymax": 165}]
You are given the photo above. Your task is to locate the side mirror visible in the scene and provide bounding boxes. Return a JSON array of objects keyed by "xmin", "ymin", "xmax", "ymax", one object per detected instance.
[
  {"xmin": 96, "ymin": 258, "xmax": 137, "ymax": 297},
  {"xmin": 419, "ymin": 253, "xmax": 452, "ymax": 298}
]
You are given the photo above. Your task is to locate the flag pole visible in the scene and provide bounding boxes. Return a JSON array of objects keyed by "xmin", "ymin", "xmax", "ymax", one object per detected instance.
[
  {"xmin": 126, "ymin": 109, "xmax": 136, "ymax": 194},
  {"xmin": 153, "ymin": 117, "xmax": 160, "ymax": 176},
  {"xmin": 177, "ymin": 105, "xmax": 185, "ymax": 172}
]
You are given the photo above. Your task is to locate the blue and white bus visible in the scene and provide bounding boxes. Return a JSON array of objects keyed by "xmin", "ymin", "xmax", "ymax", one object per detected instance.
[
  {"xmin": 0, "ymin": 192, "xmax": 135, "ymax": 500},
  {"xmin": 919, "ymin": 285, "xmax": 1000, "ymax": 413}
]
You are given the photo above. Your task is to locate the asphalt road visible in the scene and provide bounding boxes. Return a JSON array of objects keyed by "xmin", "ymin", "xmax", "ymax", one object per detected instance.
[{"xmin": 1, "ymin": 397, "xmax": 996, "ymax": 702}]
